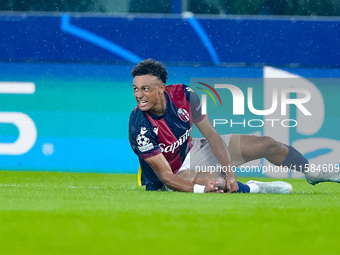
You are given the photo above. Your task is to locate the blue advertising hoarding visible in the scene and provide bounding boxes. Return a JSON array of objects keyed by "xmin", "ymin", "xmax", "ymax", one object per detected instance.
[{"xmin": 1, "ymin": 62, "xmax": 340, "ymax": 175}]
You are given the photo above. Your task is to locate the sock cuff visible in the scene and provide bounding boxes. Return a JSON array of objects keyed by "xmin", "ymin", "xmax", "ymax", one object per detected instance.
[
  {"xmin": 282, "ymin": 145, "xmax": 308, "ymax": 172},
  {"xmin": 237, "ymin": 181, "xmax": 250, "ymax": 193},
  {"xmin": 247, "ymin": 182, "xmax": 260, "ymax": 193}
]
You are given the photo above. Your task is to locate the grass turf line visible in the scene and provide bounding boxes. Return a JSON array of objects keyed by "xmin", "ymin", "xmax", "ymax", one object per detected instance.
[{"xmin": 0, "ymin": 171, "xmax": 339, "ymax": 255}]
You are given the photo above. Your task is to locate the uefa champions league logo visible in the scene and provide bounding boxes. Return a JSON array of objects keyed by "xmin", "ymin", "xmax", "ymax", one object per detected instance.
[
  {"xmin": 136, "ymin": 127, "xmax": 154, "ymax": 152},
  {"xmin": 136, "ymin": 134, "xmax": 150, "ymax": 147}
]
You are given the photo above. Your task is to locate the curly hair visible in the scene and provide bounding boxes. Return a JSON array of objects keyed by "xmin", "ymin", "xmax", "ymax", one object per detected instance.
[{"xmin": 131, "ymin": 59, "xmax": 168, "ymax": 84}]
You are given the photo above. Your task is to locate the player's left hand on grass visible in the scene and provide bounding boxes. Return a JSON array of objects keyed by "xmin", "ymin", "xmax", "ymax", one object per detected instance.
[
  {"xmin": 205, "ymin": 180, "xmax": 224, "ymax": 193},
  {"xmin": 226, "ymin": 177, "xmax": 239, "ymax": 193}
]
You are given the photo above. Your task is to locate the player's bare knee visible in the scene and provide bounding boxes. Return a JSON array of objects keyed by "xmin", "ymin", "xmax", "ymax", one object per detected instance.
[{"xmin": 262, "ymin": 136, "xmax": 279, "ymax": 156}]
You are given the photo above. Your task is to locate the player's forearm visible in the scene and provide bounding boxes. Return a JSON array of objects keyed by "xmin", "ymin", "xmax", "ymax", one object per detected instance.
[
  {"xmin": 158, "ymin": 172, "xmax": 194, "ymax": 192},
  {"xmin": 145, "ymin": 154, "xmax": 196, "ymax": 192},
  {"xmin": 196, "ymin": 116, "xmax": 235, "ymax": 178}
]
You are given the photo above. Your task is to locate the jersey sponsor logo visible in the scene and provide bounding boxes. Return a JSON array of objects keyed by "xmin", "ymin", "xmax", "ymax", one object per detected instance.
[
  {"xmin": 177, "ymin": 108, "xmax": 189, "ymax": 122},
  {"xmin": 136, "ymin": 127, "xmax": 154, "ymax": 152},
  {"xmin": 153, "ymin": 127, "xmax": 158, "ymax": 135},
  {"xmin": 140, "ymin": 127, "xmax": 148, "ymax": 135},
  {"xmin": 159, "ymin": 127, "xmax": 192, "ymax": 153},
  {"xmin": 195, "ymin": 101, "xmax": 202, "ymax": 112}
]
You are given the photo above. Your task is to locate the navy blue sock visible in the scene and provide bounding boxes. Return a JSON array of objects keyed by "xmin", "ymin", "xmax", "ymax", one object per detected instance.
[
  {"xmin": 237, "ymin": 181, "xmax": 250, "ymax": 193},
  {"xmin": 282, "ymin": 146, "xmax": 309, "ymax": 172}
]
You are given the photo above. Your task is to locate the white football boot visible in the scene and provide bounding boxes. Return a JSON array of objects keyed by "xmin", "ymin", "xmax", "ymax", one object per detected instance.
[
  {"xmin": 304, "ymin": 167, "xmax": 340, "ymax": 185},
  {"xmin": 246, "ymin": 180, "xmax": 293, "ymax": 194}
]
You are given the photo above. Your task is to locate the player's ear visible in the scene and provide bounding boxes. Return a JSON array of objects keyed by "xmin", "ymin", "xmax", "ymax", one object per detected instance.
[{"xmin": 159, "ymin": 83, "xmax": 165, "ymax": 93}]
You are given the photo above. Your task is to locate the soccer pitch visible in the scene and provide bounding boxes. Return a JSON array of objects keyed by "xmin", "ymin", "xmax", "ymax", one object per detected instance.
[{"xmin": 0, "ymin": 171, "xmax": 339, "ymax": 255}]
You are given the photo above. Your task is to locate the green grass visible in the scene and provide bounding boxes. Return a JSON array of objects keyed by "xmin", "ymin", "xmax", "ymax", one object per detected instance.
[{"xmin": 0, "ymin": 171, "xmax": 339, "ymax": 255}]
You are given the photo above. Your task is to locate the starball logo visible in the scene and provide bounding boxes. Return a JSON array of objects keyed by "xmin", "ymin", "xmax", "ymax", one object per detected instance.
[{"xmin": 193, "ymin": 78, "xmax": 312, "ymax": 129}]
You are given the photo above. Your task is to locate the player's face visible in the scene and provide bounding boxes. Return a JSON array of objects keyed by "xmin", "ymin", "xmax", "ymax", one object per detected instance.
[{"xmin": 133, "ymin": 75, "xmax": 166, "ymax": 115}]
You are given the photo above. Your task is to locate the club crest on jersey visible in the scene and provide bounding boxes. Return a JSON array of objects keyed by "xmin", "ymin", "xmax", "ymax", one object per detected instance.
[{"xmin": 177, "ymin": 108, "xmax": 189, "ymax": 122}]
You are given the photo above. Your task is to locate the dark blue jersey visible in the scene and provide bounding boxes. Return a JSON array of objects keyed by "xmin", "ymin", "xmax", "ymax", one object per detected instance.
[{"xmin": 129, "ymin": 84, "xmax": 204, "ymax": 190}]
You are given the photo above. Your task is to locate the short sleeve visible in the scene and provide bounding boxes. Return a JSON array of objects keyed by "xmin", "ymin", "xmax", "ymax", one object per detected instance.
[
  {"xmin": 185, "ymin": 86, "xmax": 205, "ymax": 123},
  {"xmin": 129, "ymin": 111, "xmax": 162, "ymax": 159}
]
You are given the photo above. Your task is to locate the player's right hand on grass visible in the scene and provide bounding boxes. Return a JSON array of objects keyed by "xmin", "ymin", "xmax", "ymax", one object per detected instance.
[
  {"xmin": 205, "ymin": 180, "xmax": 224, "ymax": 193},
  {"xmin": 226, "ymin": 177, "xmax": 239, "ymax": 193}
]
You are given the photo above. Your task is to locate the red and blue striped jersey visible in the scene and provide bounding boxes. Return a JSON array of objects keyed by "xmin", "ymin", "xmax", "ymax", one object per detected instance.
[{"xmin": 129, "ymin": 84, "xmax": 204, "ymax": 190}]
